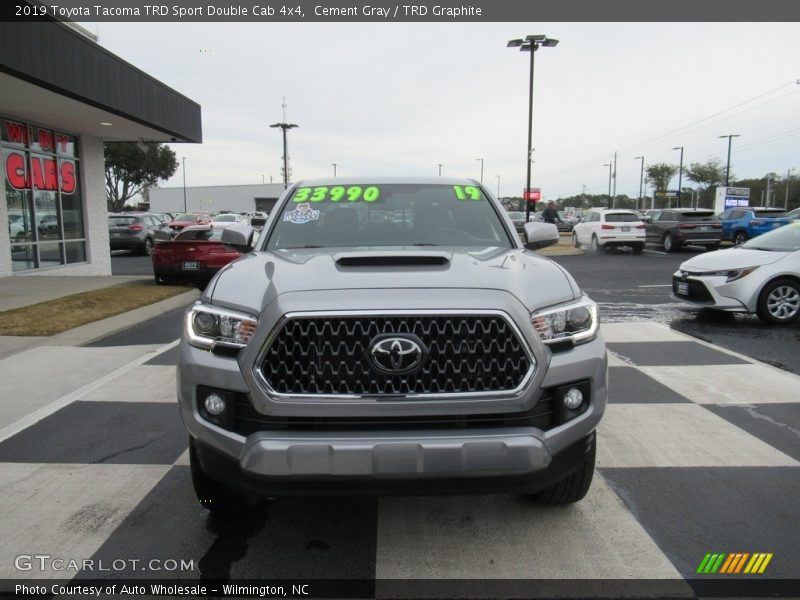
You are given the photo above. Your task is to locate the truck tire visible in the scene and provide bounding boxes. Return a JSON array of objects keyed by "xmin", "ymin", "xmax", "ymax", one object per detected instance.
[
  {"xmin": 533, "ymin": 434, "xmax": 596, "ymax": 505},
  {"xmin": 190, "ymin": 438, "xmax": 246, "ymax": 513}
]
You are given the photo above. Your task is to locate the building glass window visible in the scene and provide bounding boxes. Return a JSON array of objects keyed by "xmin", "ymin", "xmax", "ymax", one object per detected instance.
[{"xmin": 3, "ymin": 117, "xmax": 86, "ymax": 271}]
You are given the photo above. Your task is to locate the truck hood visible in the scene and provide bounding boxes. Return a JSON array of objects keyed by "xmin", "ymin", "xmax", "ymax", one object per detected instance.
[
  {"xmin": 205, "ymin": 247, "xmax": 579, "ymax": 315},
  {"xmin": 680, "ymin": 247, "xmax": 789, "ymax": 271}
]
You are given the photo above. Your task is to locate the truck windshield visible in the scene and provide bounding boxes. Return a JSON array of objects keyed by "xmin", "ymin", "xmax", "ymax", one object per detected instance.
[{"xmin": 265, "ymin": 183, "xmax": 512, "ymax": 250}]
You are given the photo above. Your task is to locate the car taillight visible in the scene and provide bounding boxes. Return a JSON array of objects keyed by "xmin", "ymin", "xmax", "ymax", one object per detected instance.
[
  {"xmin": 750, "ymin": 220, "xmax": 764, "ymax": 226},
  {"xmin": 712, "ymin": 223, "xmax": 722, "ymax": 228},
  {"xmin": 601, "ymin": 224, "xmax": 615, "ymax": 229},
  {"xmin": 678, "ymin": 223, "xmax": 695, "ymax": 229},
  {"xmin": 636, "ymin": 224, "xmax": 646, "ymax": 229},
  {"xmin": 128, "ymin": 224, "xmax": 144, "ymax": 231}
]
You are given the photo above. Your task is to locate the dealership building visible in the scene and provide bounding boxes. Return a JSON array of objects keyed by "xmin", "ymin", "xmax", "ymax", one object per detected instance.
[
  {"xmin": 0, "ymin": 18, "xmax": 201, "ymax": 278},
  {"xmin": 149, "ymin": 183, "xmax": 286, "ymax": 216}
]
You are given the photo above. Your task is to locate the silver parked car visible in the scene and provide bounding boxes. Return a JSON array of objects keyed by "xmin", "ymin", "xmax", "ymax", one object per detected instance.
[
  {"xmin": 673, "ymin": 222, "xmax": 800, "ymax": 323},
  {"xmin": 178, "ymin": 178, "xmax": 607, "ymax": 511}
]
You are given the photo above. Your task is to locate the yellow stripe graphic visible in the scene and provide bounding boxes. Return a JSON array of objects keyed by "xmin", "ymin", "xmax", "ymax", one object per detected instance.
[
  {"xmin": 734, "ymin": 553, "xmax": 749, "ymax": 573},
  {"xmin": 758, "ymin": 553, "xmax": 773, "ymax": 574},
  {"xmin": 744, "ymin": 554, "xmax": 761, "ymax": 574}
]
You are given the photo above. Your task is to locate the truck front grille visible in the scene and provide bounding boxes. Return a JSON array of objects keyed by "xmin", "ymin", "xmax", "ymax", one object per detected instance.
[{"xmin": 259, "ymin": 314, "xmax": 534, "ymax": 397}]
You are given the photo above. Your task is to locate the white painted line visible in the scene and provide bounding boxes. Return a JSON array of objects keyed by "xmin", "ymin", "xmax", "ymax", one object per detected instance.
[
  {"xmin": 637, "ymin": 284, "xmax": 672, "ymax": 288},
  {"xmin": 0, "ymin": 339, "xmax": 180, "ymax": 444}
]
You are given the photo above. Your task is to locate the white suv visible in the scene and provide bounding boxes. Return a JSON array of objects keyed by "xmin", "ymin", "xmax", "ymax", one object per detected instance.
[{"xmin": 572, "ymin": 209, "xmax": 646, "ymax": 254}]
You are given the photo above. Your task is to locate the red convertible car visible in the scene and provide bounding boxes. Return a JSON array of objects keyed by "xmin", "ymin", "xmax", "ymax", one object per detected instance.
[{"xmin": 151, "ymin": 226, "xmax": 246, "ymax": 285}]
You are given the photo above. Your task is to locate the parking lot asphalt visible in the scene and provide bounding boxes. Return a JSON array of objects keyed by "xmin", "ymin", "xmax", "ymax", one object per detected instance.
[{"xmin": 0, "ymin": 247, "xmax": 795, "ymax": 597}]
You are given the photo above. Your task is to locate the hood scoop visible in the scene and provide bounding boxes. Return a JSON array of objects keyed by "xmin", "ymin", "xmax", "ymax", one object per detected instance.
[{"xmin": 334, "ymin": 251, "xmax": 450, "ymax": 267}]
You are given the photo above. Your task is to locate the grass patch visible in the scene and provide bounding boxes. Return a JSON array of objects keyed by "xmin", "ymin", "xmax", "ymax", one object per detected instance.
[{"xmin": 0, "ymin": 282, "xmax": 190, "ymax": 337}]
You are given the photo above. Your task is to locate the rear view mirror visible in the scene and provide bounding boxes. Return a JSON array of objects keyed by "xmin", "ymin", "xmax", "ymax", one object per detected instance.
[{"xmin": 523, "ymin": 222, "xmax": 559, "ymax": 250}]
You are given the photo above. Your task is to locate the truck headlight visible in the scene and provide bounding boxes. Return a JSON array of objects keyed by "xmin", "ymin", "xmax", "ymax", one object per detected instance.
[
  {"xmin": 531, "ymin": 296, "xmax": 598, "ymax": 346},
  {"xmin": 185, "ymin": 303, "xmax": 258, "ymax": 350}
]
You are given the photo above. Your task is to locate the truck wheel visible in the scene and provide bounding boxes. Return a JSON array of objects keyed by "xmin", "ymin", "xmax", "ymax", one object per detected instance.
[
  {"xmin": 591, "ymin": 235, "xmax": 601, "ymax": 253},
  {"xmin": 533, "ymin": 434, "xmax": 596, "ymax": 505},
  {"xmin": 189, "ymin": 438, "xmax": 246, "ymax": 512},
  {"xmin": 663, "ymin": 233, "xmax": 675, "ymax": 252}
]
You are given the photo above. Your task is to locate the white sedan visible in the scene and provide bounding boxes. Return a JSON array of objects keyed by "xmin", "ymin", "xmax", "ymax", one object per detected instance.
[
  {"xmin": 672, "ymin": 222, "xmax": 800, "ymax": 323},
  {"xmin": 210, "ymin": 213, "xmax": 246, "ymax": 229},
  {"xmin": 572, "ymin": 209, "xmax": 646, "ymax": 254}
]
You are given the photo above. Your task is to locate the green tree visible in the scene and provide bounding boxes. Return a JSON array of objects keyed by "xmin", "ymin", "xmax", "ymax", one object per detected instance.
[
  {"xmin": 645, "ymin": 163, "xmax": 678, "ymax": 192},
  {"xmin": 105, "ymin": 142, "xmax": 178, "ymax": 212}
]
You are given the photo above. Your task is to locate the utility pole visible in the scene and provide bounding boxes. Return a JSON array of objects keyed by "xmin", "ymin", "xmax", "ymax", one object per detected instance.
[
  {"xmin": 332, "ymin": 163, "xmax": 337, "ymax": 177},
  {"xmin": 612, "ymin": 151, "xmax": 617, "ymax": 208},
  {"xmin": 270, "ymin": 97, "xmax": 299, "ymax": 190},
  {"xmin": 182, "ymin": 156, "xmax": 187, "ymax": 212},
  {"xmin": 786, "ymin": 168, "xmax": 795, "ymax": 209},
  {"xmin": 476, "ymin": 158, "xmax": 484, "ymax": 182},
  {"xmin": 766, "ymin": 175, "xmax": 772, "ymax": 207},
  {"xmin": 634, "ymin": 156, "xmax": 644, "ymax": 212},
  {"xmin": 438, "ymin": 163, "xmax": 443, "ymax": 176},
  {"xmin": 719, "ymin": 134, "xmax": 740, "ymax": 186},
  {"xmin": 495, "ymin": 174, "xmax": 500, "ymax": 199},
  {"xmin": 672, "ymin": 146, "xmax": 684, "ymax": 208}
]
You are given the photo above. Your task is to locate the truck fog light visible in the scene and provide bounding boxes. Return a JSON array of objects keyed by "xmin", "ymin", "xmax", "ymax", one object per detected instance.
[
  {"xmin": 204, "ymin": 393, "xmax": 226, "ymax": 416},
  {"xmin": 563, "ymin": 387, "xmax": 584, "ymax": 410}
]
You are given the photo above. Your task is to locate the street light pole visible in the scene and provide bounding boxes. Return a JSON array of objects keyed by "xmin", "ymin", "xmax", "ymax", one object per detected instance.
[
  {"xmin": 270, "ymin": 121, "xmax": 299, "ymax": 189},
  {"xmin": 182, "ymin": 156, "xmax": 187, "ymax": 213},
  {"xmin": 507, "ymin": 34, "xmax": 558, "ymax": 222},
  {"xmin": 603, "ymin": 163, "xmax": 612, "ymax": 207},
  {"xmin": 332, "ymin": 163, "xmax": 337, "ymax": 177},
  {"xmin": 672, "ymin": 146, "xmax": 684, "ymax": 207},
  {"xmin": 719, "ymin": 134, "xmax": 740, "ymax": 186},
  {"xmin": 495, "ymin": 175, "xmax": 500, "ymax": 198},
  {"xmin": 476, "ymin": 158, "xmax": 484, "ymax": 182},
  {"xmin": 438, "ymin": 163, "xmax": 443, "ymax": 176},
  {"xmin": 634, "ymin": 156, "xmax": 644, "ymax": 212}
]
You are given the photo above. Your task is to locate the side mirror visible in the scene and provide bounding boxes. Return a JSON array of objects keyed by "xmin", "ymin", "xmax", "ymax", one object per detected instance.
[
  {"xmin": 221, "ymin": 223, "xmax": 255, "ymax": 251},
  {"xmin": 642, "ymin": 216, "xmax": 651, "ymax": 223},
  {"xmin": 523, "ymin": 222, "xmax": 559, "ymax": 250}
]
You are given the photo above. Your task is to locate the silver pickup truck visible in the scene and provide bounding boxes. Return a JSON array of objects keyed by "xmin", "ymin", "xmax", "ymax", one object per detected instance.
[{"xmin": 178, "ymin": 178, "xmax": 607, "ymax": 511}]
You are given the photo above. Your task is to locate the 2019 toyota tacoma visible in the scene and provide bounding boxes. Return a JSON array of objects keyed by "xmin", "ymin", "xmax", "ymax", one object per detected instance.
[{"xmin": 178, "ymin": 178, "xmax": 607, "ymax": 510}]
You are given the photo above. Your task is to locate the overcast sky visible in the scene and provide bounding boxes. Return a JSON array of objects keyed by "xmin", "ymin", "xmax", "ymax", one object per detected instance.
[{"xmin": 83, "ymin": 21, "xmax": 800, "ymax": 200}]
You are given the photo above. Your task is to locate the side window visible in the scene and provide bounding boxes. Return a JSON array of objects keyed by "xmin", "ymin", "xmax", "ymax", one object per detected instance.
[
  {"xmin": 591, "ymin": 213, "xmax": 600, "ymax": 223},
  {"xmin": 729, "ymin": 210, "xmax": 744, "ymax": 220}
]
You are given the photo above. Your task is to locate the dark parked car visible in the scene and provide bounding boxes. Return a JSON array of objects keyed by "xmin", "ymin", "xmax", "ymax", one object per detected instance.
[
  {"xmin": 151, "ymin": 225, "xmax": 251, "ymax": 285},
  {"xmin": 718, "ymin": 207, "xmax": 792, "ymax": 245},
  {"xmin": 644, "ymin": 209, "xmax": 723, "ymax": 252},
  {"xmin": 108, "ymin": 213, "xmax": 172, "ymax": 255}
]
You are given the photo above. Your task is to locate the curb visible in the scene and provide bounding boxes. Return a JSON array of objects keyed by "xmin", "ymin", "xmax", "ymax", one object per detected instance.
[{"xmin": 0, "ymin": 289, "xmax": 200, "ymax": 357}]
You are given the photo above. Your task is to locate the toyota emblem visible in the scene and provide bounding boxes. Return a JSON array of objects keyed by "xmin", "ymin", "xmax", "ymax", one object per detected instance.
[{"xmin": 367, "ymin": 334, "xmax": 428, "ymax": 375}]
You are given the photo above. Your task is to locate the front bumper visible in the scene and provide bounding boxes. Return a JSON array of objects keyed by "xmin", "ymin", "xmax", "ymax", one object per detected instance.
[
  {"xmin": 192, "ymin": 430, "xmax": 596, "ymax": 496},
  {"xmin": 178, "ymin": 325, "xmax": 607, "ymax": 494},
  {"xmin": 671, "ymin": 271, "xmax": 756, "ymax": 312}
]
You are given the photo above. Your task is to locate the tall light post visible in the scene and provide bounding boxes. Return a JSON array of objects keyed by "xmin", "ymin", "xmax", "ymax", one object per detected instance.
[
  {"xmin": 495, "ymin": 174, "xmax": 501, "ymax": 199},
  {"xmin": 476, "ymin": 158, "xmax": 484, "ymax": 182},
  {"xmin": 437, "ymin": 163, "xmax": 443, "ymax": 176},
  {"xmin": 507, "ymin": 34, "xmax": 559, "ymax": 222},
  {"xmin": 270, "ymin": 121, "xmax": 299, "ymax": 189},
  {"xmin": 719, "ymin": 134, "xmax": 740, "ymax": 186},
  {"xmin": 332, "ymin": 163, "xmax": 337, "ymax": 177},
  {"xmin": 182, "ymin": 156, "xmax": 187, "ymax": 212},
  {"xmin": 603, "ymin": 163, "xmax": 612, "ymax": 207},
  {"xmin": 672, "ymin": 146, "xmax": 684, "ymax": 207},
  {"xmin": 634, "ymin": 156, "xmax": 645, "ymax": 212}
]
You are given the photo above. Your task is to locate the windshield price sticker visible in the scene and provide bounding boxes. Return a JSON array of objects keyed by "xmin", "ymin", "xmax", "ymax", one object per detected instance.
[
  {"xmin": 293, "ymin": 186, "xmax": 380, "ymax": 203},
  {"xmin": 453, "ymin": 185, "xmax": 481, "ymax": 201}
]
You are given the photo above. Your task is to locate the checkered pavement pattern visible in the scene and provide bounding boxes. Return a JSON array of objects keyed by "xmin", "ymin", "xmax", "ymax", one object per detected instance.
[{"xmin": 0, "ymin": 322, "xmax": 798, "ymax": 596}]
